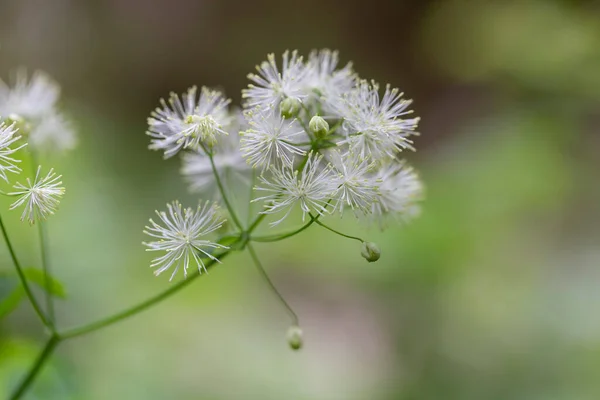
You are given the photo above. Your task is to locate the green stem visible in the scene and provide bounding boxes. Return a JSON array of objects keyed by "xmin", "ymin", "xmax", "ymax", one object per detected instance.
[
  {"xmin": 312, "ymin": 216, "xmax": 364, "ymax": 243},
  {"xmin": 246, "ymin": 243, "xmax": 298, "ymax": 325},
  {"xmin": 0, "ymin": 213, "xmax": 49, "ymax": 327},
  {"xmin": 250, "ymin": 215, "xmax": 316, "ymax": 242},
  {"xmin": 204, "ymin": 147, "xmax": 243, "ymax": 230},
  {"xmin": 9, "ymin": 334, "xmax": 60, "ymax": 400},
  {"xmin": 37, "ymin": 221, "xmax": 55, "ymax": 326},
  {"xmin": 247, "ymin": 212, "xmax": 267, "ymax": 233},
  {"xmin": 30, "ymin": 150, "xmax": 55, "ymax": 327},
  {"xmin": 59, "ymin": 250, "xmax": 232, "ymax": 339}
]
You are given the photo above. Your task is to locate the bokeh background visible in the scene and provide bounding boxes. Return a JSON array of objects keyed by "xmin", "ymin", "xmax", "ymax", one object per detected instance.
[{"xmin": 1, "ymin": 0, "xmax": 600, "ymax": 398}]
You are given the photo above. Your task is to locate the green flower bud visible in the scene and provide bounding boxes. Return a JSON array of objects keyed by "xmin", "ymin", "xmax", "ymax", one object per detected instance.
[
  {"xmin": 287, "ymin": 326, "xmax": 303, "ymax": 350},
  {"xmin": 309, "ymin": 116, "xmax": 329, "ymax": 139},
  {"xmin": 280, "ymin": 97, "xmax": 301, "ymax": 119},
  {"xmin": 361, "ymin": 242, "xmax": 381, "ymax": 263}
]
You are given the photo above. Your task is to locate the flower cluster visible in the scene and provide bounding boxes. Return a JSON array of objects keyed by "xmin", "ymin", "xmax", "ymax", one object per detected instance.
[
  {"xmin": 0, "ymin": 70, "xmax": 70, "ymax": 224},
  {"xmin": 144, "ymin": 49, "xmax": 424, "ymax": 279}
]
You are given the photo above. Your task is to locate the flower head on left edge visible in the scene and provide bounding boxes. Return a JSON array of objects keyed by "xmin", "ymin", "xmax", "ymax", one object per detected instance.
[{"xmin": 143, "ymin": 200, "xmax": 228, "ymax": 280}]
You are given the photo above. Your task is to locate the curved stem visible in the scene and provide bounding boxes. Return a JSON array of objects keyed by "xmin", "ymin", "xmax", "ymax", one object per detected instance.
[
  {"xmin": 250, "ymin": 215, "xmax": 316, "ymax": 243},
  {"xmin": 0, "ymin": 213, "xmax": 49, "ymax": 327},
  {"xmin": 59, "ymin": 250, "xmax": 231, "ymax": 339},
  {"xmin": 205, "ymin": 147, "xmax": 243, "ymax": 230},
  {"xmin": 37, "ymin": 221, "xmax": 55, "ymax": 326},
  {"xmin": 9, "ymin": 334, "xmax": 60, "ymax": 400},
  {"xmin": 311, "ymin": 216, "xmax": 364, "ymax": 243},
  {"xmin": 247, "ymin": 243, "xmax": 298, "ymax": 325},
  {"xmin": 30, "ymin": 150, "xmax": 56, "ymax": 328}
]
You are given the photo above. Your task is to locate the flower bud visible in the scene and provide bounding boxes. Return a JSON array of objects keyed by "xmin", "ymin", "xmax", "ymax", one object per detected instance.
[
  {"xmin": 287, "ymin": 326, "xmax": 303, "ymax": 350},
  {"xmin": 309, "ymin": 116, "xmax": 329, "ymax": 139},
  {"xmin": 361, "ymin": 242, "xmax": 381, "ymax": 263},
  {"xmin": 280, "ymin": 97, "xmax": 301, "ymax": 119}
]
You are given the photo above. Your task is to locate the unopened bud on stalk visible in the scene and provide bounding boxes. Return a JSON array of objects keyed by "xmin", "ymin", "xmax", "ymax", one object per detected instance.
[
  {"xmin": 361, "ymin": 241, "xmax": 381, "ymax": 263},
  {"xmin": 287, "ymin": 325, "xmax": 303, "ymax": 350},
  {"xmin": 309, "ymin": 116, "xmax": 329, "ymax": 139},
  {"xmin": 280, "ymin": 97, "xmax": 301, "ymax": 119}
]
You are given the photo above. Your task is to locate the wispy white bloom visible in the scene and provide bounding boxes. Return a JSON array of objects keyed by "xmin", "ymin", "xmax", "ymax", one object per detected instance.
[
  {"xmin": 304, "ymin": 49, "xmax": 355, "ymax": 110},
  {"xmin": 254, "ymin": 153, "xmax": 336, "ymax": 225},
  {"xmin": 243, "ymin": 50, "xmax": 308, "ymax": 109},
  {"xmin": 181, "ymin": 110, "xmax": 250, "ymax": 194},
  {"xmin": 240, "ymin": 108, "xmax": 307, "ymax": 169},
  {"xmin": 370, "ymin": 161, "xmax": 423, "ymax": 228},
  {"xmin": 0, "ymin": 122, "xmax": 26, "ymax": 182},
  {"xmin": 143, "ymin": 201, "xmax": 228, "ymax": 280},
  {"xmin": 9, "ymin": 166, "xmax": 65, "ymax": 224},
  {"xmin": 0, "ymin": 71, "xmax": 59, "ymax": 119},
  {"xmin": 329, "ymin": 151, "xmax": 379, "ymax": 216},
  {"xmin": 29, "ymin": 112, "xmax": 76, "ymax": 152},
  {"xmin": 332, "ymin": 80, "xmax": 419, "ymax": 162},
  {"xmin": 147, "ymin": 86, "xmax": 231, "ymax": 158}
]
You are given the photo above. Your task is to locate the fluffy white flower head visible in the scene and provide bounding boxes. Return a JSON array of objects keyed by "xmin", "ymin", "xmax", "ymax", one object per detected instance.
[
  {"xmin": 240, "ymin": 108, "xmax": 307, "ymax": 169},
  {"xmin": 9, "ymin": 166, "xmax": 65, "ymax": 224},
  {"xmin": 329, "ymin": 151, "xmax": 379, "ymax": 216},
  {"xmin": 370, "ymin": 161, "xmax": 423, "ymax": 228},
  {"xmin": 147, "ymin": 86, "xmax": 231, "ymax": 158},
  {"xmin": 0, "ymin": 71, "xmax": 59, "ymax": 119},
  {"xmin": 143, "ymin": 201, "xmax": 228, "ymax": 280},
  {"xmin": 29, "ymin": 112, "xmax": 76, "ymax": 153},
  {"xmin": 333, "ymin": 80, "xmax": 419, "ymax": 162},
  {"xmin": 0, "ymin": 122, "xmax": 26, "ymax": 182},
  {"xmin": 254, "ymin": 152, "xmax": 336, "ymax": 225},
  {"xmin": 243, "ymin": 50, "xmax": 308, "ymax": 109},
  {"xmin": 304, "ymin": 49, "xmax": 355, "ymax": 109}
]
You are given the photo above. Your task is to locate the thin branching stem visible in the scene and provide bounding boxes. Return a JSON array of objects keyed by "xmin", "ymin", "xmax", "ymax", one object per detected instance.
[
  {"xmin": 203, "ymin": 145, "xmax": 244, "ymax": 230},
  {"xmin": 0, "ymin": 213, "xmax": 49, "ymax": 327},
  {"xmin": 9, "ymin": 334, "xmax": 60, "ymax": 400},
  {"xmin": 250, "ymin": 215, "xmax": 316, "ymax": 242},
  {"xmin": 246, "ymin": 243, "xmax": 298, "ymax": 325},
  {"xmin": 30, "ymin": 150, "xmax": 56, "ymax": 328},
  {"xmin": 311, "ymin": 215, "xmax": 364, "ymax": 243}
]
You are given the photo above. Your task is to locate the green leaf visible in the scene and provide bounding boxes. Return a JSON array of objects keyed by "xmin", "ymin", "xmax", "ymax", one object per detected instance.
[
  {"xmin": 0, "ymin": 286, "xmax": 24, "ymax": 319},
  {"xmin": 21, "ymin": 268, "xmax": 67, "ymax": 299}
]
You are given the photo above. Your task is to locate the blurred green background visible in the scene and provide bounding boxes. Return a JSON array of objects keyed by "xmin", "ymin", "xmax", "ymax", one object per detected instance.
[{"xmin": 1, "ymin": 0, "xmax": 600, "ymax": 398}]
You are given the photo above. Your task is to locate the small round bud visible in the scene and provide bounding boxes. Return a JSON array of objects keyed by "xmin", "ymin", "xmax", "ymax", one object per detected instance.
[
  {"xmin": 287, "ymin": 326, "xmax": 303, "ymax": 350},
  {"xmin": 309, "ymin": 116, "xmax": 329, "ymax": 139},
  {"xmin": 280, "ymin": 97, "xmax": 301, "ymax": 119},
  {"xmin": 361, "ymin": 242, "xmax": 381, "ymax": 263}
]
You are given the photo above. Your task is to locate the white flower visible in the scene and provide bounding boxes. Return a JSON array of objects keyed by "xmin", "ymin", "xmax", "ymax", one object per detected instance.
[
  {"xmin": 143, "ymin": 201, "xmax": 228, "ymax": 280},
  {"xmin": 242, "ymin": 50, "xmax": 308, "ymax": 109},
  {"xmin": 304, "ymin": 49, "xmax": 355, "ymax": 110},
  {"xmin": 254, "ymin": 152, "xmax": 336, "ymax": 225},
  {"xmin": 147, "ymin": 86, "xmax": 231, "ymax": 158},
  {"xmin": 331, "ymin": 80, "xmax": 419, "ymax": 162},
  {"xmin": 181, "ymin": 110, "xmax": 250, "ymax": 194},
  {"xmin": 29, "ymin": 112, "xmax": 76, "ymax": 152},
  {"xmin": 0, "ymin": 122, "xmax": 26, "ymax": 182},
  {"xmin": 370, "ymin": 161, "xmax": 423, "ymax": 228},
  {"xmin": 0, "ymin": 70, "xmax": 59, "ymax": 119},
  {"xmin": 240, "ymin": 108, "xmax": 307, "ymax": 169},
  {"xmin": 329, "ymin": 151, "xmax": 379, "ymax": 216},
  {"xmin": 9, "ymin": 166, "xmax": 65, "ymax": 224}
]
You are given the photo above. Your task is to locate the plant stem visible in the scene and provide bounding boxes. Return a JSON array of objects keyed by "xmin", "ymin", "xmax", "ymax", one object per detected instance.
[
  {"xmin": 59, "ymin": 250, "xmax": 231, "ymax": 339},
  {"xmin": 9, "ymin": 334, "xmax": 60, "ymax": 400},
  {"xmin": 30, "ymin": 150, "xmax": 56, "ymax": 328},
  {"xmin": 250, "ymin": 215, "xmax": 316, "ymax": 242},
  {"xmin": 246, "ymin": 243, "xmax": 298, "ymax": 325},
  {"xmin": 0, "ymin": 213, "xmax": 49, "ymax": 327},
  {"xmin": 312, "ymin": 216, "xmax": 364, "ymax": 243},
  {"xmin": 205, "ymin": 149, "xmax": 243, "ymax": 230}
]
